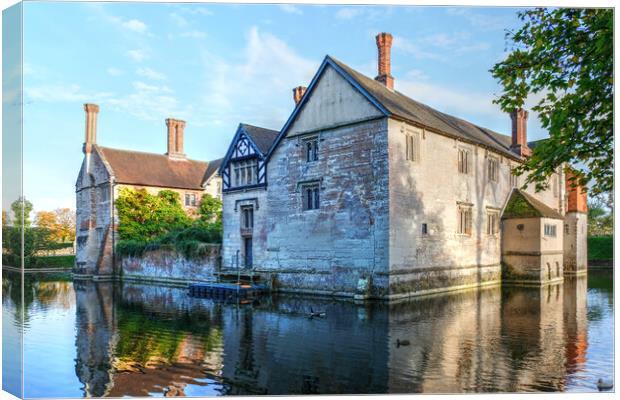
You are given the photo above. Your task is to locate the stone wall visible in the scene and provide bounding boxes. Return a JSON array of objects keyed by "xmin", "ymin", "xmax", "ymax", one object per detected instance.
[
  {"xmin": 120, "ymin": 247, "xmax": 221, "ymax": 285},
  {"xmin": 386, "ymin": 118, "xmax": 562, "ymax": 295},
  {"xmin": 75, "ymin": 149, "xmax": 115, "ymax": 277},
  {"xmin": 563, "ymin": 212, "xmax": 588, "ymax": 274}
]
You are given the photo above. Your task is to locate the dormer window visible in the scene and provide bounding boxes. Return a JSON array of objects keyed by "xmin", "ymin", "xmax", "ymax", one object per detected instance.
[{"xmin": 233, "ymin": 159, "xmax": 258, "ymax": 187}]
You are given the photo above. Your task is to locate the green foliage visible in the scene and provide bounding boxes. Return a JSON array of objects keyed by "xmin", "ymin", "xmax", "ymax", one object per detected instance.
[
  {"xmin": 588, "ymin": 236, "xmax": 613, "ymax": 261},
  {"xmin": 588, "ymin": 193, "xmax": 613, "ymax": 236},
  {"xmin": 25, "ymin": 255, "xmax": 75, "ymax": 269},
  {"xmin": 197, "ymin": 194, "xmax": 223, "ymax": 224},
  {"xmin": 491, "ymin": 8, "xmax": 613, "ymax": 195},
  {"xmin": 115, "ymin": 189, "xmax": 223, "ymax": 259},
  {"xmin": 10, "ymin": 197, "xmax": 33, "ymax": 227},
  {"xmin": 115, "ymin": 188, "xmax": 192, "ymax": 241}
]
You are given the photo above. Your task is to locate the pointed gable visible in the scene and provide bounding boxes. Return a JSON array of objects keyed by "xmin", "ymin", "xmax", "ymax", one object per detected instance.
[
  {"xmin": 502, "ymin": 189, "xmax": 564, "ymax": 220},
  {"xmin": 285, "ymin": 62, "xmax": 385, "ymax": 137}
]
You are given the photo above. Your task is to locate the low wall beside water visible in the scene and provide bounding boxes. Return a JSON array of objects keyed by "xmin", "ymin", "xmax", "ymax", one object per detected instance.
[{"xmin": 120, "ymin": 246, "xmax": 221, "ymax": 285}]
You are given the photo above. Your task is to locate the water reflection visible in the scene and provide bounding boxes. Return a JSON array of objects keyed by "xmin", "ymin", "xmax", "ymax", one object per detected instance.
[{"xmin": 2, "ymin": 271, "xmax": 614, "ymax": 396}]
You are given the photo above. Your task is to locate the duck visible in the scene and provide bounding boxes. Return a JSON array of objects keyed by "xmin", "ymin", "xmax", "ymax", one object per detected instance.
[
  {"xmin": 308, "ymin": 307, "xmax": 326, "ymax": 319},
  {"xmin": 597, "ymin": 378, "xmax": 613, "ymax": 391},
  {"xmin": 396, "ymin": 339, "xmax": 410, "ymax": 348}
]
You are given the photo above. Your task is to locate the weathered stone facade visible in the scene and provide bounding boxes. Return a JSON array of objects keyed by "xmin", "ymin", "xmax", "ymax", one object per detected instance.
[
  {"xmin": 220, "ymin": 33, "xmax": 588, "ymax": 299},
  {"xmin": 120, "ymin": 247, "xmax": 220, "ymax": 285},
  {"xmin": 75, "ymin": 104, "xmax": 222, "ymax": 278}
]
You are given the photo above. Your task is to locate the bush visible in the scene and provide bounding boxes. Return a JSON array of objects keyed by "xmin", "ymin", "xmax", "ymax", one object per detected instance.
[
  {"xmin": 116, "ymin": 240, "xmax": 149, "ymax": 257},
  {"xmin": 588, "ymin": 236, "xmax": 613, "ymax": 261}
]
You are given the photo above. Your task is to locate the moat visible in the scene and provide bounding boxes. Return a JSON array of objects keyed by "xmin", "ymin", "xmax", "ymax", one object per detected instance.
[{"xmin": 2, "ymin": 269, "xmax": 614, "ymax": 397}]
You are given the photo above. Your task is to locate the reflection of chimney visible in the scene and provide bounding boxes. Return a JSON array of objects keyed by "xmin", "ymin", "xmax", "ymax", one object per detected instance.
[
  {"xmin": 166, "ymin": 118, "xmax": 187, "ymax": 160},
  {"xmin": 292, "ymin": 86, "xmax": 307, "ymax": 105},
  {"xmin": 566, "ymin": 170, "xmax": 588, "ymax": 213},
  {"xmin": 510, "ymin": 108, "xmax": 531, "ymax": 157},
  {"xmin": 375, "ymin": 32, "xmax": 394, "ymax": 90},
  {"xmin": 83, "ymin": 103, "xmax": 99, "ymax": 154}
]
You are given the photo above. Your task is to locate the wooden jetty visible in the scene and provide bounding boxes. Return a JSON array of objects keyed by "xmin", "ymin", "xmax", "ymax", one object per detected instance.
[{"xmin": 188, "ymin": 282, "xmax": 269, "ymax": 300}]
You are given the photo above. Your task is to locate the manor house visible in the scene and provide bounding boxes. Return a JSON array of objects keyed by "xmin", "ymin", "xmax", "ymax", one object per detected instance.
[
  {"xmin": 75, "ymin": 105, "xmax": 222, "ymax": 278},
  {"xmin": 220, "ymin": 32, "xmax": 588, "ymax": 299}
]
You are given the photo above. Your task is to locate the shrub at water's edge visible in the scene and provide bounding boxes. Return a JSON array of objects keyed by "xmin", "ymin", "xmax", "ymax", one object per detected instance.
[
  {"xmin": 588, "ymin": 236, "xmax": 613, "ymax": 261},
  {"xmin": 115, "ymin": 188, "xmax": 222, "ymax": 260}
]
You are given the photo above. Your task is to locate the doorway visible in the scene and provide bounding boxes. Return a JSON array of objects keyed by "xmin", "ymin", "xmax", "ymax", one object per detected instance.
[{"xmin": 244, "ymin": 237, "xmax": 253, "ymax": 269}]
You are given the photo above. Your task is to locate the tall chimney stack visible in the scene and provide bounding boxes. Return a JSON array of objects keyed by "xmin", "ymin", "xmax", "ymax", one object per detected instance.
[
  {"xmin": 292, "ymin": 86, "xmax": 307, "ymax": 105},
  {"xmin": 166, "ymin": 118, "xmax": 187, "ymax": 160},
  {"xmin": 510, "ymin": 108, "xmax": 531, "ymax": 157},
  {"xmin": 375, "ymin": 32, "xmax": 394, "ymax": 90},
  {"xmin": 565, "ymin": 169, "xmax": 588, "ymax": 213},
  {"xmin": 83, "ymin": 103, "xmax": 100, "ymax": 154}
]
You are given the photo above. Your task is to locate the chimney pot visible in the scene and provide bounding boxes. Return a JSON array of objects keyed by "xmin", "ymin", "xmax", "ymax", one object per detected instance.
[
  {"xmin": 83, "ymin": 103, "xmax": 100, "ymax": 154},
  {"xmin": 166, "ymin": 118, "xmax": 187, "ymax": 160},
  {"xmin": 375, "ymin": 32, "xmax": 394, "ymax": 90},
  {"xmin": 510, "ymin": 108, "xmax": 531, "ymax": 157},
  {"xmin": 292, "ymin": 86, "xmax": 307, "ymax": 105}
]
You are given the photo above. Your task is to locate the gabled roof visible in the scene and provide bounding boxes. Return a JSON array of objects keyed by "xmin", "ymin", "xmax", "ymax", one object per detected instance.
[
  {"xmin": 502, "ymin": 189, "xmax": 564, "ymax": 220},
  {"xmin": 219, "ymin": 123, "xmax": 279, "ymax": 175},
  {"xmin": 202, "ymin": 158, "xmax": 223, "ymax": 186},
  {"xmin": 269, "ymin": 55, "xmax": 523, "ymax": 161},
  {"xmin": 241, "ymin": 123, "xmax": 279, "ymax": 155},
  {"xmin": 96, "ymin": 146, "xmax": 215, "ymax": 191}
]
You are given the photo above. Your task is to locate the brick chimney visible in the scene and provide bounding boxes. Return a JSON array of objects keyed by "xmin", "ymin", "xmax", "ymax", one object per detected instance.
[
  {"xmin": 292, "ymin": 86, "xmax": 307, "ymax": 105},
  {"xmin": 375, "ymin": 32, "xmax": 394, "ymax": 90},
  {"xmin": 166, "ymin": 118, "xmax": 186, "ymax": 160},
  {"xmin": 83, "ymin": 103, "xmax": 99, "ymax": 154},
  {"xmin": 510, "ymin": 108, "xmax": 532, "ymax": 157},
  {"xmin": 565, "ymin": 170, "xmax": 588, "ymax": 213}
]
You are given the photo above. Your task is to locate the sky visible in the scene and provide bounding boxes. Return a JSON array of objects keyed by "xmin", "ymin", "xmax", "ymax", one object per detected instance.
[{"xmin": 13, "ymin": 1, "xmax": 547, "ymax": 214}]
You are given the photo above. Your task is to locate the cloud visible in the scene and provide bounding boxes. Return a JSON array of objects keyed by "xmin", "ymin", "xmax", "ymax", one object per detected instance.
[
  {"xmin": 393, "ymin": 32, "xmax": 490, "ymax": 61},
  {"xmin": 105, "ymin": 81, "xmax": 188, "ymax": 121},
  {"xmin": 335, "ymin": 7, "xmax": 364, "ymax": 20},
  {"xmin": 136, "ymin": 67, "xmax": 166, "ymax": 80},
  {"xmin": 121, "ymin": 18, "xmax": 148, "ymax": 34},
  {"xmin": 170, "ymin": 12, "xmax": 189, "ymax": 28},
  {"xmin": 446, "ymin": 8, "xmax": 512, "ymax": 31},
  {"xmin": 127, "ymin": 49, "xmax": 149, "ymax": 62},
  {"xmin": 184, "ymin": 6, "xmax": 214, "ymax": 16},
  {"xmin": 397, "ymin": 71, "xmax": 501, "ymax": 118},
  {"xmin": 279, "ymin": 4, "xmax": 303, "ymax": 15},
  {"xmin": 107, "ymin": 67, "xmax": 123, "ymax": 76},
  {"xmin": 24, "ymin": 84, "xmax": 112, "ymax": 103},
  {"xmin": 197, "ymin": 26, "xmax": 318, "ymax": 129}
]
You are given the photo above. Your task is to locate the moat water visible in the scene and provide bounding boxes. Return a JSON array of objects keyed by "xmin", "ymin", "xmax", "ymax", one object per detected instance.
[{"xmin": 2, "ymin": 269, "xmax": 614, "ymax": 397}]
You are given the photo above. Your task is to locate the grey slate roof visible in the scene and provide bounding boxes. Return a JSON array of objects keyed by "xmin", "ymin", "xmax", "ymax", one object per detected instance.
[
  {"xmin": 502, "ymin": 189, "xmax": 564, "ymax": 220},
  {"xmin": 241, "ymin": 123, "xmax": 279, "ymax": 155},
  {"xmin": 329, "ymin": 56, "xmax": 519, "ymax": 159},
  {"xmin": 202, "ymin": 158, "xmax": 223, "ymax": 185}
]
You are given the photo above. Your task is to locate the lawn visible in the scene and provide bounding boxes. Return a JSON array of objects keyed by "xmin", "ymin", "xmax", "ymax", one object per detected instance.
[{"xmin": 588, "ymin": 236, "xmax": 613, "ymax": 261}]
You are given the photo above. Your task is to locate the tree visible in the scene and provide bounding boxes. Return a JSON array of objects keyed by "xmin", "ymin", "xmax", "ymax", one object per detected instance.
[
  {"xmin": 588, "ymin": 193, "xmax": 613, "ymax": 236},
  {"xmin": 35, "ymin": 211, "xmax": 59, "ymax": 235},
  {"xmin": 2, "ymin": 210, "xmax": 9, "ymax": 226},
  {"xmin": 197, "ymin": 194, "xmax": 222, "ymax": 224},
  {"xmin": 11, "ymin": 197, "xmax": 33, "ymax": 227},
  {"xmin": 54, "ymin": 208, "xmax": 76, "ymax": 242},
  {"xmin": 491, "ymin": 8, "xmax": 612, "ymax": 195}
]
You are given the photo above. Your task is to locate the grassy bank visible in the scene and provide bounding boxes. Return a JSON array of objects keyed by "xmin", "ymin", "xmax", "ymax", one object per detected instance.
[
  {"xmin": 3, "ymin": 254, "xmax": 75, "ymax": 269},
  {"xmin": 588, "ymin": 236, "xmax": 613, "ymax": 261}
]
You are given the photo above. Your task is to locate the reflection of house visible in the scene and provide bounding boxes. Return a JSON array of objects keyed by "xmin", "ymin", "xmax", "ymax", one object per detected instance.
[
  {"xmin": 74, "ymin": 105, "xmax": 222, "ymax": 277},
  {"xmin": 219, "ymin": 32, "xmax": 587, "ymax": 298}
]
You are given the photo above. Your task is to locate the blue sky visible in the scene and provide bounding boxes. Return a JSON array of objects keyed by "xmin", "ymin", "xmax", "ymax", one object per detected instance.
[{"xmin": 18, "ymin": 2, "xmax": 542, "ymax": 213}]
